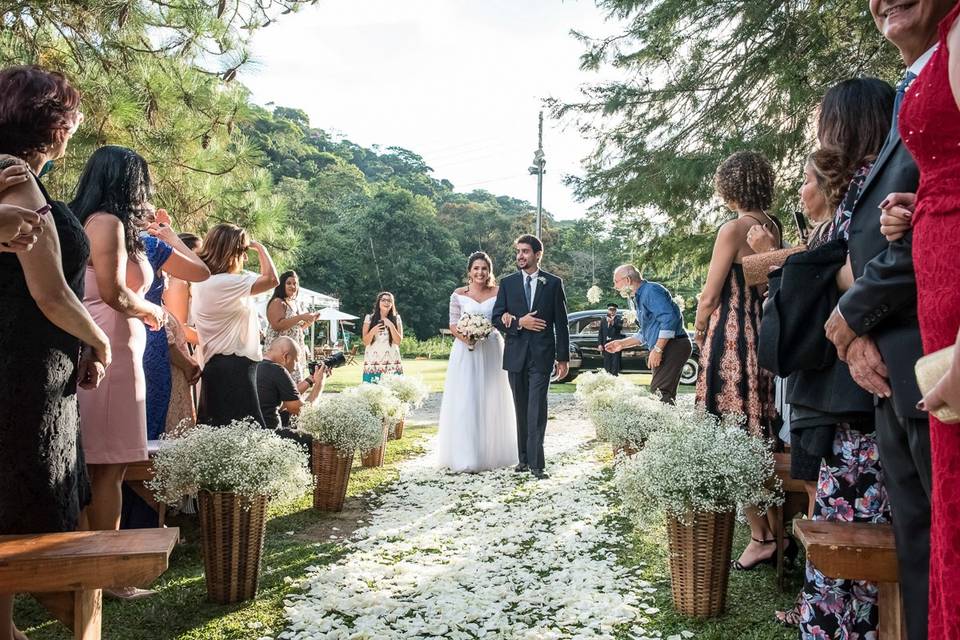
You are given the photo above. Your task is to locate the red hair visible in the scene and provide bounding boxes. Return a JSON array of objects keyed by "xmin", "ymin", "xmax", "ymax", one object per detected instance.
[{"xmin": 0, "ymin": 66, "xmax": 81, "ymax": 158}]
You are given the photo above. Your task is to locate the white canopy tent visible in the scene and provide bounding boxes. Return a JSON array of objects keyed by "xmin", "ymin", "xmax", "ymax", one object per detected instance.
[{"xmin": 252, "ymin": 282, "xmax": 347, "ymax": 351}]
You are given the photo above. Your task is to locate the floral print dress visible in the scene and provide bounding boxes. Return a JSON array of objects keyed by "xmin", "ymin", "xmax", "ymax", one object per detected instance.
[{"xmin": 361, "ymin": 314, "xmax": 403, "ymax": 383}]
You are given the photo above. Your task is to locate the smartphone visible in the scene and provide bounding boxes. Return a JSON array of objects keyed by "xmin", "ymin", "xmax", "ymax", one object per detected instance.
[{"xmin": 792, "ymin": 210, "xmax": 809, "ymax": 244}]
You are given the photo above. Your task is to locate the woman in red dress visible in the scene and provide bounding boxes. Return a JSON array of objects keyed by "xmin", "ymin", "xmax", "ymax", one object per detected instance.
[{"xmin": 893, "ymin": 2, "xmax": 960, "ymax": 637}]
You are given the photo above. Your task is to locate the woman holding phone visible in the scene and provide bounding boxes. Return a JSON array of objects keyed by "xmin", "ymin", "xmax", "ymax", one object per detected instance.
[{"xmin": 361, "ymin": 291, "xmax": 403, "ymax": 383}]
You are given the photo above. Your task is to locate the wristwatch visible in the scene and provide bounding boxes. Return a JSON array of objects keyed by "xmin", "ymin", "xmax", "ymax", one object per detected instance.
[{"xmin": 653, "ymin": 345, "xmax": 664, "ymax": 354}]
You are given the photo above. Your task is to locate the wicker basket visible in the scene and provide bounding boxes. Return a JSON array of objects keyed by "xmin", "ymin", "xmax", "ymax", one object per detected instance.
[
  {"xmin": 311, "ymin": 441, "xmax": 353, "ymax": 512},
  {"xmin": 666, "ymin": 511, "xmax": 735, "ymax": 617},
  {"xmin": 197, "ymin": 491, "xmax": 268, "ymax": 604},
  {"xmin": 392, "ymin": 418, "xmax": 405, "ymax": 440},
  {"xmin": 612, "ymin": 443, "xmax": 638, "ymax": 459},
  {"xmin": 360, "ymin": 421, "xmax": 390, "ymax": 468}
]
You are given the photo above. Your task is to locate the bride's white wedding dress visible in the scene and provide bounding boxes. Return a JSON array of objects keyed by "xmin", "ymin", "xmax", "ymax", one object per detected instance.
[{"xmin": 437, "ymin": 292, "xmax": 519, "ymax": 472}]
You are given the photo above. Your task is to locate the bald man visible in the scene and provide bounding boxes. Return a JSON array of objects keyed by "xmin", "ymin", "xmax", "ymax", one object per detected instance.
[{"xmin": 257, "ymin": 336, "xmax": 326, "ymax": 429}]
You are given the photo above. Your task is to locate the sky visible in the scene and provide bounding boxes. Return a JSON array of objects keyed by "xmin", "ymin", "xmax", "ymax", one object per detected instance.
[{"xmin": 242, "ymin": 0, "xmax": 623, "ymax": 220}]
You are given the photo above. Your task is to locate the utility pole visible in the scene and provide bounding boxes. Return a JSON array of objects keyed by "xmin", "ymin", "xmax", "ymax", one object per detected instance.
[{"xmin": 528, "ymin": 111, "xmax": 546, "ymax": 239}]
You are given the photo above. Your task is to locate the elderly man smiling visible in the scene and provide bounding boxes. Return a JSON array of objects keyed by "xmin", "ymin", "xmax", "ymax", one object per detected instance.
[{"xmin": 604, "ymin": 265, "xmax": 691, "ymax": 404}]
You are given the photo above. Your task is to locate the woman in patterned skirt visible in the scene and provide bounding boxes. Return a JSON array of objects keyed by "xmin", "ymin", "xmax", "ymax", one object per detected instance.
[
  {"xmin": 361, "ymin": 291, "xmax": 404, "ymax": 383},
  {"xmin": 694, "ymin": 151, "xmax": 779, "ymax": 571}
]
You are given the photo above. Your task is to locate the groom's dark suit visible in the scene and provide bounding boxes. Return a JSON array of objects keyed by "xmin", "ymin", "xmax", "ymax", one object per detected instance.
[{"xmin": 493, "ymin": 269, "xmax": 569, "ymax": 472}]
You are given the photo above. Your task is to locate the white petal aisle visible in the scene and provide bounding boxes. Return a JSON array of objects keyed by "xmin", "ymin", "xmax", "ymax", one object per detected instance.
[{"xmin": 279, "ymin": 402, "xmax": 662, "ymax": 639}]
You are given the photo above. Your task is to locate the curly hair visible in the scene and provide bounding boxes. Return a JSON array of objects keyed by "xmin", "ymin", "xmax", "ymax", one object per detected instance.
[
  {"xmin": 714, "ymin": 151, "xmax": 775, "ymax": 212},
  {"xmin": 0, "ymin": 66, "xmax": 81, "ymax": 158}
]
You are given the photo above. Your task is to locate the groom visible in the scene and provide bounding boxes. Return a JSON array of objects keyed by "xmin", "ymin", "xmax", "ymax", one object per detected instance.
[{"xmin": 493, "ymin": 234, "xmax": 569, "ymax": 479}]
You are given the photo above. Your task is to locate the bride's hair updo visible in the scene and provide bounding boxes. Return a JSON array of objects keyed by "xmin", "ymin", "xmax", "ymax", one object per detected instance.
[{"xmin": 466, "ymin": 251, "xmax": 496, "ymax": 287}]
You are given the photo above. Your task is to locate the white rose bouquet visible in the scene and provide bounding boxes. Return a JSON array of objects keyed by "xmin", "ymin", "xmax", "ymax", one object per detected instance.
[
  {"xmin": 457, "ymin": 312, "xmax": 493, "ymax": 351},
  {"xmin": 586, "ymin": 285, "xmax": 602, "ymax": 305}
]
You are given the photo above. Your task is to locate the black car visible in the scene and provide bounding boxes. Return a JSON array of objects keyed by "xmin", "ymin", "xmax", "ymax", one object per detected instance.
[{"xmin": 554, "ymin": 309, "xmax": 701, "ymax": 384}]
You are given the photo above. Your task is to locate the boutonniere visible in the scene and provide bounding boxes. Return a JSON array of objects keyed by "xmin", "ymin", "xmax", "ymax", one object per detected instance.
[{"xmin": 537, "ymin": 276, "xmax": 547, "ymax": 286}]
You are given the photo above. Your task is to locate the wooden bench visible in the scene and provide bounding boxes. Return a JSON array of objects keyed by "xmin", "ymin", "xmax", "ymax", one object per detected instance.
[
  {"xmin": 0, "ymin": 528, "xmax": 178, "ymax": 639},
  {"xmin": 772, "ymin": 451, "xmax": 810, "ymax": 589},
  {"xmin": 794, "ymin": 519, "xmax": 904, "ymax": 639}
]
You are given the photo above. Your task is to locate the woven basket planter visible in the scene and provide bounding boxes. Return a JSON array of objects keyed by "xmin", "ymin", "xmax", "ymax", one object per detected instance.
[
  {"xmin": 666, "ymin": 510, "xmax": 735, "ymax": 617},
  {"xmin": 361, "ymin": 421, "xmax": 390, "ymax": 468},
  {"xmin": 390, "ymin": 418, "xmax": 405, "ymax": 440},
  {"xmin": 197, "ymin": 491, "xmax": 268, "ymax": 604},
  {"xmin": 311, "ymin": 441, "xmax": 353, "ymax": 512},
  {"xmin": 612, "ymin": 442, "xmax": 639, "ymax": 459}
]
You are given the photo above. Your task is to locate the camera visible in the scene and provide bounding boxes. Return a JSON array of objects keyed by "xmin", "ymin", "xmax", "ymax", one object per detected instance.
[{"xmin": 308, "ymin": 351, "xmax": 346, "ymax": 375}]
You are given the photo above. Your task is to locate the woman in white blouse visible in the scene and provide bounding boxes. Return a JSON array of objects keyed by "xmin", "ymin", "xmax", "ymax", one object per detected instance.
[{"xmin": 192, "ymin": 223, "xmax": 278, "ymax": 425}]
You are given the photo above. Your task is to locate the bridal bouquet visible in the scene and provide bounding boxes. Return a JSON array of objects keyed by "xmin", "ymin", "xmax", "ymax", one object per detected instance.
[{"xmin": 457, "ymin": 312, "xmax": 493, "ymax": 351}]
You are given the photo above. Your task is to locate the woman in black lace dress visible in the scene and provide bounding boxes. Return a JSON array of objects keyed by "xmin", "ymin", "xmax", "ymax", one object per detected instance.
[{"xmin": 0, "ymin": 66, "xmax": 111, "ymax": 640}]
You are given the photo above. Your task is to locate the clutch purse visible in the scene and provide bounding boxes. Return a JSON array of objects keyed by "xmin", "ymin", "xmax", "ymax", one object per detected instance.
[
  {"xmin": 915, "ymin": 345, "xmax": 960, "ymax": 424},
  {"xmin": 742, "ymin": 246, "xmax": 806, "ymax": 287}
]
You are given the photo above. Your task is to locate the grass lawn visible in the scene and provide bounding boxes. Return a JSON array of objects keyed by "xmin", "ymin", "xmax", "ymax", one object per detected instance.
[
  {"xmin": 326, "ymin": 358, "xmax": 695, "ymax": 396},
  {"xmin": 15, "ymin": 425, "xmax": 439, "ymax": 640}
]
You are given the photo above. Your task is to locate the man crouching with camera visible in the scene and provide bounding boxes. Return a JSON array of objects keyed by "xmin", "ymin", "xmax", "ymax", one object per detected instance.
[{"xmin": 257, "ymin": 336, "xmax": 329, "ymax": 429}]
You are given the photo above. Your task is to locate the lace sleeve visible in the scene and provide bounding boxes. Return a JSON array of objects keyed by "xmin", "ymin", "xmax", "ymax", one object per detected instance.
[{"xmin": 449, "ymin": 292, "xmax": 463, "ymax": 325}]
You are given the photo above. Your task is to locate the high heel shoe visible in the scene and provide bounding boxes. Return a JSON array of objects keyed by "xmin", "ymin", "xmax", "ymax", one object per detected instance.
[{"xmin": 732, "ymin": 537, "xmax": 777, "ymax": 571}]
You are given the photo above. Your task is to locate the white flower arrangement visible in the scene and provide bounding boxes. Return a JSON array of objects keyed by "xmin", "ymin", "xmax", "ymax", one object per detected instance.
[
  {"xmin": 378, "ymin": 374, "xmax": 429, "ymax": 410},
  {"xmin": 672, "ymin": 294, "xmax": 685, "ymax": 310},
  {"xmin": 618, "ymin": 284, "xmax": 634, "ymax": 299},
  {"xmin": 574, "ymin": 370, "xmax": 632, "ymax": 404},
  {"xmin": 622, "ymin": 309, "xmax": 638, "ymax": 325},
  {"xmin": 587, "ymin": 389, "xmax": 675, "ymax": 448},
  {"xmin": 615, "ymin": 410, "xmax": 782, "ymax": 525},
  {"xmin": 456, "ymin": 312, "xmax": 493, "ymax": 351},
  {"xmin": 297, "ymin": 394, "xmax": 386, "ymax": 456},
  {"xmin": 347, "ymin": 383, "xmax": 404, "ymax": 427},
  {"xmin": 586, "ymin": 284, "xmax": 602, "ymax": 304},
  {"xmin": 147, "ymin": 419, "xmax": 311, "ymax": 506}
]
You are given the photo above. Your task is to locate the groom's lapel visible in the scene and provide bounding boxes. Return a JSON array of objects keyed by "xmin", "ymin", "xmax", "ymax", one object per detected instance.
[{"xmin": 531, "ymin": 272, "xmax": 547, "ymax": 311}]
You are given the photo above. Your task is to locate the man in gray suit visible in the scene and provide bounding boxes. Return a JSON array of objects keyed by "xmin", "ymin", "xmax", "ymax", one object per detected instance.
[{"xmin": 823, "ymin": 2, "xmax": 956, "ymax": 637}]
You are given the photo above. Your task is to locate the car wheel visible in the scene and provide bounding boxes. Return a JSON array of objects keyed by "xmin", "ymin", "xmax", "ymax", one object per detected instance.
[{"xmin": 680, "ymin": 358, "xmax": 699, "ymax": 385}]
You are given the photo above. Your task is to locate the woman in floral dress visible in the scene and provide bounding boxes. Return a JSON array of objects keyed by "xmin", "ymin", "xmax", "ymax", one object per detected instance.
[
  {"xmin": 265, "ymin": 270, "xmax": 319, "ymax": 383},
  {"xmin": 362, "ymin": 291, "xmax": 404, "ymax": 383}
]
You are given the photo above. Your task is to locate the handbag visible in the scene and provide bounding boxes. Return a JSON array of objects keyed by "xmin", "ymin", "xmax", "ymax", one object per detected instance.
[
  {"xmin": 743, "ymin": 246, "xmax": 806, "ymax": 287},
  {"xmin": 915, "ymin": 345, "xmax": 960, "ymax": 424}
]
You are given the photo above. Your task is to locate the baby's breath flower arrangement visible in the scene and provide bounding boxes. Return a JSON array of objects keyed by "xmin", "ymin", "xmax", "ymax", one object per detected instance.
[
  {"xmin": 147, "ymin": 419, "xmax": 311, "ymax": 506},
  {"xmin": 574, "ymin": 370, "xmax": 631, "ymax": 404},
  {"xmin": 298, "ymin": 394, "xmax": 385, "ymax": 456},
  {"xmin": 379, "ymin": 374, "xmax": 429, "ymax": 409},
  {"xmin": 587, "ymin": 390, "xmax": 674, "ymax": 448},
  {"xmin": 347, "ymin": 383, "xmax": 404, "ymax": 427},
  {"xmin": 622, "ymin": 309, "xmax": 638, "ymax": 325},
  {"xmin": 615, "ymin": 411, "xmax": 781, "ymax": 526}
]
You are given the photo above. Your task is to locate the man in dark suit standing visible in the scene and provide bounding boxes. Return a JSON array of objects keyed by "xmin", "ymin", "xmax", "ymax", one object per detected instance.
[
  {"xmin": 823, "ymin": 2, "xmax": 955, "ymax": 636},
  {"xmin": 598, "ymin": 304, "xmax": 624, "ymax": 375},
  {"xmin": 492, "ymin": 234, "xmax": 569, "ymax": 480}
]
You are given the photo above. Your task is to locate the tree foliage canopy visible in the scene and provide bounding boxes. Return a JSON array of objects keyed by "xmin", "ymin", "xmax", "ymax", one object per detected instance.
[{"xmin": 555, "ymin": 0, "xmax": 902, "ymax": 269}]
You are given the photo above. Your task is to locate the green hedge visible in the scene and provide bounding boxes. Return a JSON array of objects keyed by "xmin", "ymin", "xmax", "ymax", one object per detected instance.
[{"xmin": 397, "ymin": 335, "xmax": 454, "ymax": 359}]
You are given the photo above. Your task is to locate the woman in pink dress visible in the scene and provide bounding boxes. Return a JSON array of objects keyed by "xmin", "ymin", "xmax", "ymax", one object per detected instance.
[
  {"xmin": 889, "ymin": 2, "xmax": 960, "ymax": 637},
  {"xmin": 73, "ymin": 146, "xmax": 166, "ymax": 598}
]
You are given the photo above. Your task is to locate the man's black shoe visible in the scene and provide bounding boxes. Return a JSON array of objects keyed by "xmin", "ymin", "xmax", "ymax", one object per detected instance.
[
  {"xmin": 531, "ymin": 469, "xmax": 549, "ymax": 480},
  {"xmin": 514, "ymin": 464, "xmax": 529, "ymax": 473}
]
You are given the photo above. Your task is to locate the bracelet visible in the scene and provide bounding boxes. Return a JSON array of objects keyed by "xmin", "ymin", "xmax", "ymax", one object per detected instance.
[{"xmin": 694, "ymin": 327, "xmax": 706, "ymax": 336}]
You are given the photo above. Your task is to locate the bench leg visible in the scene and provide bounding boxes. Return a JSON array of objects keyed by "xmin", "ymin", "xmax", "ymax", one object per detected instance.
[
  {"xmin": 30, "ymin": 589, "xmax": 101, "ymax": 640},
  {"xmin": 878, "ymin": 582, "xmax": 906, "ymax": 640}
]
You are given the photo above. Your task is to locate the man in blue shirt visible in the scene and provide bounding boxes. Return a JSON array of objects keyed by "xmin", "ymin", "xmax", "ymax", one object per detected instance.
[{"xmin": 603, "ymin": 264, "xmax": 692, "ymax": 404}]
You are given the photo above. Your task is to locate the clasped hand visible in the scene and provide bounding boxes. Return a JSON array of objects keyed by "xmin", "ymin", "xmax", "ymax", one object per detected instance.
[{"xmin": 501, "ymin": 310, "xmax": 546, "ymax": 332}]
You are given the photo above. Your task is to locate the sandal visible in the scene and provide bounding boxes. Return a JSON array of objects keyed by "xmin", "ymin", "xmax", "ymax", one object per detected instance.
[{"xmin": 732, "ymin": 537, "xmax": 777, "ymax": 571}]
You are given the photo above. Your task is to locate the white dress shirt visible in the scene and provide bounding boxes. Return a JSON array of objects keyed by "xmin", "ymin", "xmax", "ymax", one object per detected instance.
[{"xmin": 523, "ymin": 269, "xmax": 541, "ymax": 309}]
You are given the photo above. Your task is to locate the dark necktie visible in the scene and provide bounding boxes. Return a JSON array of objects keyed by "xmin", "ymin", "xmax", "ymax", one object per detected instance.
[
  {"xmin": 889, "ymin": 70, "xmax": 917, "ymax": 141},
  {"xmin": 525, "ymin": 274, "xmax": 533, "ymax": 311}
]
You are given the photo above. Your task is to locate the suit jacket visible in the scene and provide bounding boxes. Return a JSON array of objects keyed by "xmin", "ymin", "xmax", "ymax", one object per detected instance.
[
  {"xmin": 492, "ymin": 270, "xmax": 570, "ymax": 373},
  {"xmin": 837, "ymin": 133, "xmax": 925, "ymax": 419},
  {"xmin": 598, "ymin": 316, "xmax": 624, "ymax": 346}
]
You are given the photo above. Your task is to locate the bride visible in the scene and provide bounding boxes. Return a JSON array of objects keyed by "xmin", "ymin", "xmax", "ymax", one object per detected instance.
[{"xmin": 437, "ymin": 251, "xmax": 519, "ymax": 472}]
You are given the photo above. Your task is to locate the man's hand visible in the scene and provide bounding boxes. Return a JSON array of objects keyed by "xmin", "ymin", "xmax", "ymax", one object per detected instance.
[
  {"xmin": 603, "ymin": 340, "xmax": 625, "ymax": 354},
  {"xmin": 846, "ymin": 335, "xmax": 891, "ymax": 397},
  {"xmin": 648, "ymin": 348, "xmax": 663, "ymax": 369},
  {"xmin": 879, "ymin": 192, "xmax": 916, "ymax": 242},
  {"xmin": 554, "ymin": 361, "xmax": 569, "ymax": 380},
  {"xmin": 518, "ymin": 310, "xmax": 546, "ymax": 332},
  {"xmin": 825, "ymin": 307, "xmax": 857, "ymax": 360}
]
